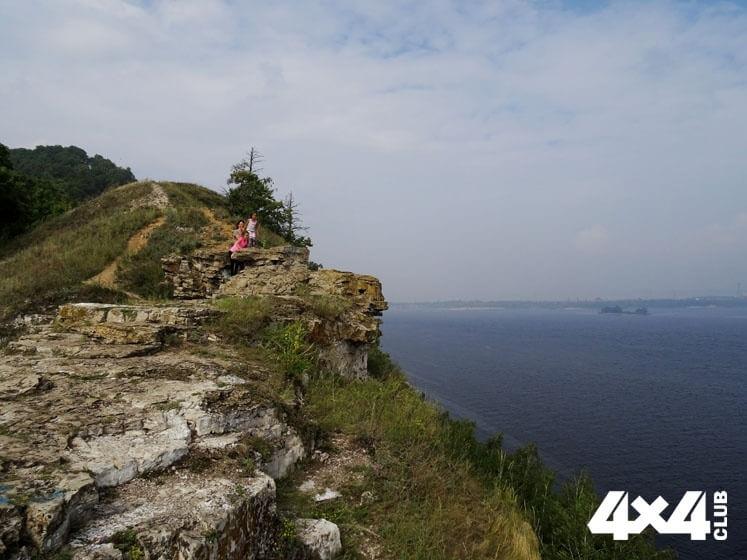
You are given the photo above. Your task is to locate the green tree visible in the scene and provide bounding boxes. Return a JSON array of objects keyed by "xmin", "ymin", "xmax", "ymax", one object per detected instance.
[
  {"xmin": 0, "ymin": 142, "xmax": 12, "ymax": 168},
  {"xmin": 9, "ymin": 144, "xmax": 136, "ymax": 202},
  {"xmin": 226, "ymin": 150, "xmax": 312, "ymax": 247},
  {"xmin": 226, "ymin": 166, "xmax": 285, "ymax": 233},
  {"xmin": 1, "ymin": 142, "xmax": 72, "ymax": 241}
]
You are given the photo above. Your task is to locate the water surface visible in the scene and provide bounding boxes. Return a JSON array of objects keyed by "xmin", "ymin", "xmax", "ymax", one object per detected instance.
[{"xmin": 380, "ymin": 306, "xmax": 746, "ymax": 560}]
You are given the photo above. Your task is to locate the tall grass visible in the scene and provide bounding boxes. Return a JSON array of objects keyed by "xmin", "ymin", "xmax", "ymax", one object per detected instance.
[
  {"xmin": 160, "ymin": 182, "xmax": 229, "ymax": 217},
  {"xmin": 307, "ymin": 294, "xmax": 351, "ymax": 319},
  {"xmin": 300, "ymin": 353, "xmax": 540, "ymax": 560},
  {"xmin": 0, "ymin": 181, "xmax": 154, "ymax": 260}
]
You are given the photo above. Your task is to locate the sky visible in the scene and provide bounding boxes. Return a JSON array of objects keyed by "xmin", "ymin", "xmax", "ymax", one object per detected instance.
[{"xmin": 2, "ymin": 0, "xmax": 746, "ymax": 302}]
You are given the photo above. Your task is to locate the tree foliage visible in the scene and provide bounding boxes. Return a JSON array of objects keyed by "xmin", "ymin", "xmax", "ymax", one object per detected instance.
[
  {"xmin": 226, "ymin": 150, "xmax": 312, "ymax": 247},
  {"xmin": 1, "ymin": 142, "xmax": 137, "ymax": 242},
  {"xmin": 226, "ymin": 166, "xmax": 285, "ymax": 233},
  {"xmin": 1, "ymin": 143, "xmax": 71, "ymax": 240},
  {"xmin": 9, "ymin": 144, "xmax": 136, "ymax": 202}
]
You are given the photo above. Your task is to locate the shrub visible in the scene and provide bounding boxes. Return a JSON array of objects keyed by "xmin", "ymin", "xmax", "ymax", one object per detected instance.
[{"xmin": 366, "ymin": 341, "xmax": 395, "ymax": 379}]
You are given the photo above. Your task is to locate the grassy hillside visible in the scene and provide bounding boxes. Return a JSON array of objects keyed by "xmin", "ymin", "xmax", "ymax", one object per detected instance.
[{"xmin": 0, "ymin": 181, "xmax": 238, "ymax": 322}]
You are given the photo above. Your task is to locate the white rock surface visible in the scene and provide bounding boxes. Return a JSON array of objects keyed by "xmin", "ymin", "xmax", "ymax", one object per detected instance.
[
  {"xmin": 68, "ymin": 414, "xmax": 191, "ymax": 487},
  {"xmin": 314, "ymin": 488, "xmax": 342, "ymax": 502},
  {"xmin": 296, "ymin": 518, "xmax": 342, "ymax": 560}
]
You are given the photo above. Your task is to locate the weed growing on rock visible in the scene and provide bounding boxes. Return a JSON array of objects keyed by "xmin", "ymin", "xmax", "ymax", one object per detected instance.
[
  {"xmin": 307, "ymin": 294, "xmax": 350, "ymax": 320},
  {"xmin": 110, "ymin": 528, "xmax": 145, "ymax": 560},
  {"xmin": 202, "ymin": 528, "xmax": 219, "ymax": 542},
  {"xmin": 261, "ymin": 320, "xmax": 315, "ymax": 379},
  {"xmin": 275, "ymin": 516, "xmax": 304, "ymax": 557}
]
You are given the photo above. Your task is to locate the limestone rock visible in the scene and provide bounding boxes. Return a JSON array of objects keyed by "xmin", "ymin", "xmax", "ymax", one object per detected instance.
[
  {"xmin": 0, "ymin": 372, "xmax": 49, "ymax": 399},
  {"xmin": 161, "ymin": 248, "xmax": 230, "ymax": 299},
  {"xmin": 0, "ymin": 306, "xmax": 308, "ymax": 556},
  {"xmin": 25, "ymin": 471, "xmax": 97, "ymax": 551},
  {"xmin": 68, "ymin": 413, "xmax": 192, "ymax": 487},
  {"xmin": 260, "ymin": 432, "xmax": 306, "ymax": 479},
  {"xmin": 313, "ymin": 489, "xmax": 342, "ymax": 503},
  {"xmin": 231, "ymin": 246, "xmax": 310, "ymax": 267},
  {"xmin": 220, "ymin": 246, "xmax": 311, "ymax": 297},
  {"xmin": 56, "ymin": 303, "xmax": 217, "ymax": 345},
  {"xmin": 70, "ymin": 473, "xmax": 278, "ymax": 560},
  {"xmin": 308, "ymin": 270, "xmax": 388, "ymax": 316},
  {"xmin": 296, "ymin": 518, "xmax": 342, "ymax": 560},
  {"xmin": 160, "ymin": 245, "xmax": 388, "ymax": 378},
  {"xmin": 2, "ymin": 240, "xmax": 390, "ymax": 557}
]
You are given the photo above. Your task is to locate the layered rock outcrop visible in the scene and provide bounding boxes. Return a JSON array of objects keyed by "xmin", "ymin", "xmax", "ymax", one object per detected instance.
[
  {"xmin": 0, "ymin": 304, "xmax": 315, "ymax": 559},
  {"xmin": 1, "ymin": 245, "xmax": 387, "ymax": 558},
  {"xmin": 163, "ymin": 245, "xmax": 387, "ymax": 378}
]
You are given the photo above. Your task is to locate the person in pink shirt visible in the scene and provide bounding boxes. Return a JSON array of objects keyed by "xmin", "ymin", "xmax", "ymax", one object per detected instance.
[{"xmin": 229, "ymin": 230, "xmax": 248, "ymax": 275}]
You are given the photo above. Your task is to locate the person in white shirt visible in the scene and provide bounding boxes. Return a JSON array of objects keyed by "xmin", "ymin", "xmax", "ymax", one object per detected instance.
[{"xmin": 246, "ymin": 213, "xmax": 259, "ymax": 247}]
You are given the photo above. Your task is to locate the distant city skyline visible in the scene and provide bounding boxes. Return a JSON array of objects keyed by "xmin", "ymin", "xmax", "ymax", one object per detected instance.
[{"xmin": 2, "ymin": 0, "xmax": 746, "ymax": 301}]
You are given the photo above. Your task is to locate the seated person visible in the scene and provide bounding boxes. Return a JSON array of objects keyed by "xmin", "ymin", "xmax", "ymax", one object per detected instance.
[
  {"xmin": 233, "ymin": 220, "xmax": 245, "ymax": 240},
  {"xmin": 229, "ymin": 231, "xmax": 249, "ymax": 275}
]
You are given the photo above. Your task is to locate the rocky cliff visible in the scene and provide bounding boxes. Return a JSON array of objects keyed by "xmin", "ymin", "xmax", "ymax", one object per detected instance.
[
  {"xmin": 164, "ymin": 245, "xmax": 387, "ymax": 379},
  {"xmin": 0, "ymin": 245, "xmax": 387, "ymax": 559}
]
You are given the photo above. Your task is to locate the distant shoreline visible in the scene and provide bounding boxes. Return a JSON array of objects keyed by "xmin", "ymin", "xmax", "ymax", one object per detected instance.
[{"xmin": 391, "ymin": 296, "xmax": 747, "ymax": 311}]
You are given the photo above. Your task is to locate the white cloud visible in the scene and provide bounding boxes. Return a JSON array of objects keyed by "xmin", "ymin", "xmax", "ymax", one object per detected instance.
[{"xmin": 1, "ymin": 0, "xmax": 746, "ymax": 300}]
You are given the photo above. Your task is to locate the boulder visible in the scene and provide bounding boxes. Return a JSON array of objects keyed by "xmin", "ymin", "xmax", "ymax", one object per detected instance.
[{"xmin": 296, "ymin": 518, "xmax": 342, "ymax": 560}]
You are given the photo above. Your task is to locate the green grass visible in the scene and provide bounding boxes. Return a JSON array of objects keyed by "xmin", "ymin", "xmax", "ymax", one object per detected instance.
[
  {"xmin": 211, "ymin": 296, "xmax": 274, "ymax": 342},
  {"xmin": 289, "ymin": 355, "xmax": 539, "ymax": 560},
  {"xmin": 261, "ymin": 320, "xmax": 316, "ymax": 379},
  {"xmin": 307, "ymin": 294, "xmax": 351, "ymax": 319},
  {"xmin": 0, "ymin": 181, "xmax": 154, "ymax": 260},
  {"xmin": 160, "ymin": 182, "xmax": 229, "ymax": 217},
  {"xmin": 109, "ymin": 528, "xmax": 145, "ymax": 560}
]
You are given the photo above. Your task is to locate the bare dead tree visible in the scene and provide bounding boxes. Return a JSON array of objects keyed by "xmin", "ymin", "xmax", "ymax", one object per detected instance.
[
  {"xmin": 246, "ymin": 147, "xmax": 263, "ymax": 174},
  {"xmin": 283, "ymin": 191, "xmax": 311, "ymax": 246},
  {"xmin": 228, "ymin": 147, "xmax": 264, "ymax": 182}
]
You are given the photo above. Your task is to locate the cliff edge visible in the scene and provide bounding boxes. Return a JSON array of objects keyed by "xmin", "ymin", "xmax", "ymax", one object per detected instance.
[{"xmin": 0, "ymin": 182, "xmax": 540, "ymax": 560}]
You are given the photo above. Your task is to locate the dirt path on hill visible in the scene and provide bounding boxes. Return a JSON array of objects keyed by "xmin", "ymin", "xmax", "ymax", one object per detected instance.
[
  {"xmin": 85, "ymin": 215, "xmax": 167, "ymax": 296},
  {"xmin": 86, "ymin": 183, "xmax": 171, "ymax": 296},
  {"xmin": 200, "ymin": 207, "xmax": 237, "ymax": 254},
  {"xmin": 130, "ymin": 182, "xmax": 169, "ymax": 209}
]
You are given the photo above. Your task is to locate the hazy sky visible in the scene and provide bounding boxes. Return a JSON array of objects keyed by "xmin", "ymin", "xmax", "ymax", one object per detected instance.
[{"xmin": 2, "ymin": 0, "xmax": 746, "ymax": 301}]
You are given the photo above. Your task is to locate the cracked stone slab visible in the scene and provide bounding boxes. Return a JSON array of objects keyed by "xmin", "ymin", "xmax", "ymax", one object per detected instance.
[{"xmin": 70, "ymin": 473, "xmax": 278, "ymax": 560}]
